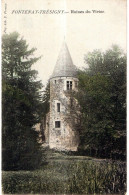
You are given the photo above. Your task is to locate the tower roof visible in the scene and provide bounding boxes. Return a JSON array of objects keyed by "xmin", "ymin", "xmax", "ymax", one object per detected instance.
[{"xmin": 50, "ymin": 42, "xmax": 77, "ymax": 78}]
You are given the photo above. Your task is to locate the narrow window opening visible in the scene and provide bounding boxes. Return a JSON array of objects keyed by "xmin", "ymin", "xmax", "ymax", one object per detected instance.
[
  {"xmin": 55, "ymin": 121, "xmax": 61, "ymax": 128},
  {"xmin": 70, "ymin": 81, "xmax": 72, "ymax": 90},
  {"xmin": 57, "ymin": 103, "xmax": 60, "ymax": 112},
  {"xmin": 67, "ymin": 81, "xmax": 69, "ymax": 90},
  {"xmin": 67, "ymin": 81, "xmax": 72, "ymax": 90},
  {"xmin": 55, "ymin": 80, "xmax": 56, "ymax": 84}
]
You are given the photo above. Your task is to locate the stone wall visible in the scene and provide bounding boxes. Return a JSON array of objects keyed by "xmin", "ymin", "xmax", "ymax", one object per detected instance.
[{"xmin": 49, "ymin": 76, "xmax": 79, "ymax": 151}]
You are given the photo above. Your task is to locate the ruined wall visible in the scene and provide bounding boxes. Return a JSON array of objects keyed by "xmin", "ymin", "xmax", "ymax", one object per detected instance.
[
  {"xmin": 44, "ymin": 112, "xmax": 50, "ymax": 144},
  {"xmin": 49, "ymin": 76, "xmax": 79, "ymax": 151},
  {"xmin": 34, "ymin": 123, "xmax": 43, "ymax": 143}
]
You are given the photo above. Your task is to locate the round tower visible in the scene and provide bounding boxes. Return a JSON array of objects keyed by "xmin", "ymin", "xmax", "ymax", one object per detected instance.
[{"xmin": 49, "ymin": 42, "xmax": 79, "ymax": 151}]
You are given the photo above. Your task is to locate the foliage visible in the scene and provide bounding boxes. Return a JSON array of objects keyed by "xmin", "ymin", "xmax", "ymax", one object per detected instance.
[
  {"xmin": 77, "ymin": 45, "xmax": 126, "ymax": 160},
  {"xmin": 2, "ymin": 158, "xmax": 126, "ymax": 194},
  {"xmin": 2, "ymin": 32, "xmax": 43, "ymax": 170},
  {"xmin": 39, "ymin": 82, "xmax": 50, "ymax": 141},
  {"xmin": 42, "ymin": 82, "xmax": 50, "ymax": 117}
]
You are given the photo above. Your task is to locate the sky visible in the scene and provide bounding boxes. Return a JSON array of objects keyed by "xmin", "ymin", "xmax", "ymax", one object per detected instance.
[{"xmin": 2, "ymin": 0, "xmax": 127, "ymax": 86}]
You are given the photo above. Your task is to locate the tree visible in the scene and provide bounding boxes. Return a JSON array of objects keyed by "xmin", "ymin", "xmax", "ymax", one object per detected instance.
[
  {"xmin": 2, "ymin": 32, "xmax": 43, "ymax": 170},
  {"xmin": 39, "ymin": 82, "xmax": 50, "ymax": 141},
  {"xmin": 42, "ymin": 82, "xmax": 50, "ymax": 117},
  {"xmin": 77, "ymin": 45, "xmax": 126, "ymax": 160}
]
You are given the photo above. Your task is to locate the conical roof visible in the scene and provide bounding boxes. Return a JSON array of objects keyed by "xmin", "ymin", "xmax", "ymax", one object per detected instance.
[{"xmin": 50, "ymin": 42, "xmax": 77, "ymax": 79}]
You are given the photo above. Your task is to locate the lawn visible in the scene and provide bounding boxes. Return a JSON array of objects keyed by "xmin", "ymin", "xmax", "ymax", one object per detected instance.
[{"xmin": 2, "ymin": 149, "xmax": 126, "ymax": 194}]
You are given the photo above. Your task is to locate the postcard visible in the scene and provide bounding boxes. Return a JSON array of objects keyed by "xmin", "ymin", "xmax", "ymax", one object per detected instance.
[{"xmin": 2, "ymin": 0, "xmax": 126, "ymax": 194}]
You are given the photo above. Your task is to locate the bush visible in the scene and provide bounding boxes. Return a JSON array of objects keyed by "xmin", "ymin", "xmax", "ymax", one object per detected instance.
[{"xmin": 2, "ymin": 160, "xmax": 126, "ymax": 194}]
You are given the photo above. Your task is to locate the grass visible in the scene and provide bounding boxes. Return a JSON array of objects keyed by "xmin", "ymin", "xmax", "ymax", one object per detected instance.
[{"xmin": 2, "ymin": 149, "xmax": 126, "ymax": 194}]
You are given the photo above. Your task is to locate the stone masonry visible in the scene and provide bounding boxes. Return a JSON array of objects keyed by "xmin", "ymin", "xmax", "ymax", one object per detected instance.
[{"xmin": 46, "ymin": 42, "xmax": 79, "ymax": 151}]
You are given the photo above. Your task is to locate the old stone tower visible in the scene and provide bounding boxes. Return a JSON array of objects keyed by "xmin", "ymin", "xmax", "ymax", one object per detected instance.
[{"xmin": 48, "ymin": 42, "xmax": 79, "ymax": 151}]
